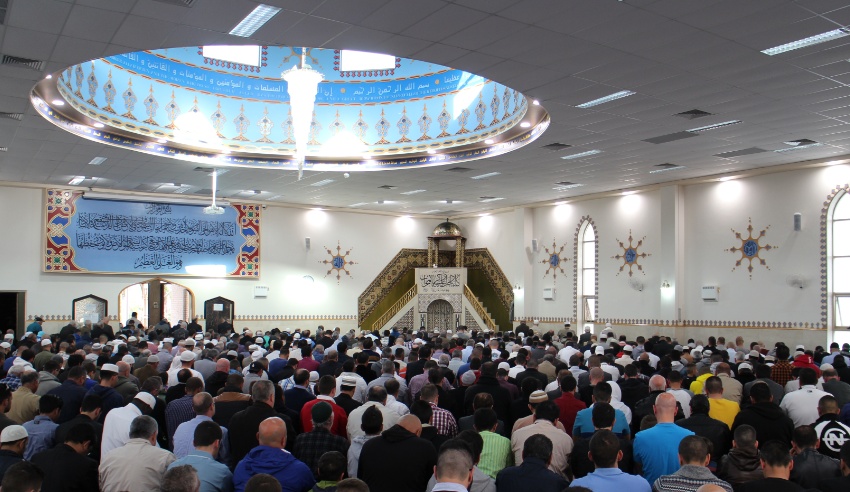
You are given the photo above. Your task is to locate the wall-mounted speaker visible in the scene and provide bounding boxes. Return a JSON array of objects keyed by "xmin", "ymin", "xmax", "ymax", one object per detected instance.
[
  {"xmin": 793, "ymin": 213, "xmax": 802, "ymax": 232},
  {"xmin": 531, "ymin": 239, "xmax": 538, "ymax": 252},
  {"xmin": 305, "ymin": 237, "xmax": 311, "ymax": 249}
]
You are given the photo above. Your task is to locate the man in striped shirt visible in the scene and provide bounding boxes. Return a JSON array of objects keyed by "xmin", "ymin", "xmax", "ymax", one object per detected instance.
[{"xmin": 474, "ymin": 408, "xmax": 512, "ymax": 479}]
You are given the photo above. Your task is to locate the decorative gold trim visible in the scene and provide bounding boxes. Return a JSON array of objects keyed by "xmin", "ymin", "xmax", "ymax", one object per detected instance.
[
  {"xmin": 464, "ymin": 285, "xmax": 496, "ymax": 330},
  {"xmin": 373, "ymin": 284, "xmax": 418, "ymax": 331}
]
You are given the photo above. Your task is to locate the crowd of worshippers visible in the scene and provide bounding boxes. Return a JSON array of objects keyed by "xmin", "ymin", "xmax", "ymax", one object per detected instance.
[{"xmin": 0, "ymin": 318, "xmax": 849, "ymax": 492}]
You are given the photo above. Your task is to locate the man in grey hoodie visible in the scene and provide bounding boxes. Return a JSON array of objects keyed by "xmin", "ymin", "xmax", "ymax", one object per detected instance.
[
  {"xmin": 347, "ymin": 404, "xmax": 382, "ymax": 478},
  {"xmin": 35, "ymin": 359, "xmax": 62, "ymax": 396}
]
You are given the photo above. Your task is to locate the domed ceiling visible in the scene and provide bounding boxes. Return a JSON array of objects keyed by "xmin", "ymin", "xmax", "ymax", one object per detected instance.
[{"xmin": 31, "ymin": 46, "xmax": 549, "ymax": 173}]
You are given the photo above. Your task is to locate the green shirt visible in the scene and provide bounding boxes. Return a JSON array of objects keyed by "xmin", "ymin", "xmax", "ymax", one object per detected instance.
[{"xmin": 478, "ymin": 430, "xmax": 513, "ymax": 479}]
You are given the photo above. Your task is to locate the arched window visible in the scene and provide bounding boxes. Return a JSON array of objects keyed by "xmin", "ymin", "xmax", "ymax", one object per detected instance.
[
  {"xmin": 576, "ymin": 220, "xmax": 597, "ymax": 325},
  {"xmin": 831, "ymin": 192, "xmax": 850, "ymax": 344}
]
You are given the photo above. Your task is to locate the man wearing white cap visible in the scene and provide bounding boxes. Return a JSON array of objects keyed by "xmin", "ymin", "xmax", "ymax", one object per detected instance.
[
  {"xmin": 33, "ymin": 339, "xmax": 54, "ymax": 373},
  {"xmin": 0, "ymin": 425, "xmax": 27, "ymax": 480},
  {"xmin": 85, "ymin": 364, "xmax": 124, "ymax": 423},
  {"xmin": 99, "ymin": 415, "xmax": 176, "ymax": 492},
  {"xmin": 167, "ymin": 351, "xmax": 202, "ymax": 387},
  {"xmin": 100, "ymin": 391, "xmax": 157, "ymax": 455}
]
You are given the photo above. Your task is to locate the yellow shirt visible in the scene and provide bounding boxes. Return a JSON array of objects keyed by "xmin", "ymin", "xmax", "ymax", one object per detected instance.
[{"xmin": 708, "ymin": 397, "xmax": 740, "ymax": 429}]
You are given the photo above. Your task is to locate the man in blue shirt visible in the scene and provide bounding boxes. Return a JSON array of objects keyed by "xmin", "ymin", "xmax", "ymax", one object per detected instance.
[
  {"xmin": 168, "ymin": 420, "xmax": 232, "ymax": 492},
  {"xmin": 233, "ymin": 417, "xmax": 314, "ymax": 492},
  {"xmin": 633, "ymin": 393, "xmax": 695, "ymax": 485},
  {"xmin": 21, "ymin": 394, "xmax": 62, "ymax": 460},
  {"xmin": 25, "ymin": 317, "xmax": 43, "ymax": 335},
  {"xmin": 571, "ymin": 429, "xmax": 651, "ymax": 492},
  {"xmin": 573, "ymin": 382, "xmax": 630, "ymax": 437},
  {"xmin": 172, "ymin": 392, "xmax": 229, "ymax": 464}
]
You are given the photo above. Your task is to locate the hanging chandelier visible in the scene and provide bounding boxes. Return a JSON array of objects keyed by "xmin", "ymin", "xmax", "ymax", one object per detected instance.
[{"xmin": 282, "ymin": 48, "xmax": 324, "ymax": 179}]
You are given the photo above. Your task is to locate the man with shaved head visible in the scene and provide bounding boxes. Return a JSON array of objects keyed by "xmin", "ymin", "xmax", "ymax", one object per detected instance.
[
  {"xmin": 633, "ymin": 374, "xmax": 685, "ymax": 435},
  {"xmin": 357, "ymin": 414, "xmax": 437, "ymax": 492},
  {"xmin": 633, "ymin": 392, "xmax": 695, "ymax": 485},
  {"xmin": 232, "ymin": 417, "xmax": 314, "ymax": 492}
]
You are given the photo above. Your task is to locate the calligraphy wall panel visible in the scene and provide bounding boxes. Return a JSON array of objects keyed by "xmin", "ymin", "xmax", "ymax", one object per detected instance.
[{"xmin": 44, "ymin": 190, "xmax": 260, "ymax": 277}]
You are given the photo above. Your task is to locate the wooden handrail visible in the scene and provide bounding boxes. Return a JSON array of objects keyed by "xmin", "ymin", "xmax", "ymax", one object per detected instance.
[
  {"xmin": 372, "ymin": 284, "xmax": 418, "ymax": 331},
  {"xmin": 464, "ymin": 285, "xmax": 496, "ymax": 331}
]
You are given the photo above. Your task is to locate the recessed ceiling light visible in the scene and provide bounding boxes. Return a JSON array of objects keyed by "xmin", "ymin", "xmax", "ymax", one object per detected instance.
[
  {"xmin": 774, "ymin": 142, "xmax": 823, "ymax": 153},
  {"xmin": 426, "ymin": 149, "xmax": 436, "ymax": 154},
  {"xmin": 471, "ymin": 172, "xmax": 500, "ymax": 180},
  {"xmin": 68, "ymin": 176, "xmax": 85, "ymax": 185},
  {"xmin": 480, "ymin": 197, "xmax": 504, "ymax": 203},
  {"xmin": 520, "ymin": 122, "xmax": 531, "ymax": 128},
  {"xmin": 88, "ymin": 157, "xmax": 107, "ymax": 165},
  {"xmin": 718, "ymin": 176, "xmax": 735, "ymax": 182},
  {"xmin": 576, "ymin": 90, "xmax": 635, "ymax": 109},
  {"xmin": 762, "ymin": 28, "xmax": 850, "ymax": 56},
  {"xmin": 553, "ymin": 182, "xmax": 584, "ymax": 191},
  {"xmin": 485, "ymin": 139, "xmax": 495, "ymax": 144},
  {"xmin": 560, "ymin": 150, "xmax": 601, "ymax": 160},
  {"xmin": 92, "ymin": 122, "xmax": 104, "ymax": 128},
  {"xmin": 310, "ymin": 179, "xmax": 334, "ymax": 187},
  {"xmin": 649, "ymin": 165, "xmax": 686, "ymax": 174},
  {"xmin": 687, "ymin": 120, "xmax": 741, "ymax": 132},
  {"xmin": 400, "ymin": 189, "xmax": 426, "ymax": 195},
  {"xmin": 229, "ymin": 4, "xmax": 282, "ymax": 37},
  {"xmin": 51, "ymin": 99, "xmax": 64, "ymax": 106},
  {"xmin": 44, "ymin": 74, "xmax": 52, "ymax": 79},
  {"xmin": 622, "ymin": 190, "xmax": 637, "ymax": 196}
]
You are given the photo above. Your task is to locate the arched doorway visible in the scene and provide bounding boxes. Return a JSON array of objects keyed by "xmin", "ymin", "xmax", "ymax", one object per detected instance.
[
  {"xmin": 118, "ymin": 279, "xmax": 194, "ymax": 329},
  {"xmin": 427, "ymin": 299, "xmax": 454, "ymax": 331}
]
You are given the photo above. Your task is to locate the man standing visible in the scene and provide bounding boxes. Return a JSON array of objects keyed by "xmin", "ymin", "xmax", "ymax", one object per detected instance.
[
  {"xmin": 165, "ymin": 377, "xmax": 204, "ymax": 447},
  {"xmin": 510, "ymin": 401, "xmax": 573, "ymax": 478},
  {"xmin": 814, "ymin": 395, "xmax": 850, "ymax": 459},
  {"xmin": 99, "ymin": 415, "xmax": 177, "ymax": 492},
  {"xmin": 172, "ymin": 392, "xmax": 230, "ymax": 464},
  {"xmin": 739, "ymin": 441, "xmax": 806, "ymax": 492},
  {"xmin": 100, "ymin": 392, "xmax": 156, "ymax": 455},
  {"xmin": 47, "ymin": 366, "xmax": 89, "ymax": 424},
  {"xmin": 653, "ymin": 435, "xmax": 733, "ymax": 492},
  {"xmin": 167, "ymin": 421, "xmax": 233, "ymax": 492},
  {"xmin": 228, "ymin": 381, "xmax": 296, "ymax": 466},
  {"xmin": 732, "ymin": 382, "xmax": 794, "ymax": 448},
  {"xmin": 677, "ymin": 395, "xmax": 732, "ymax": 468},
  {"xmin": 553, "ymin": 375, "xmax": 585, "ymax": 435},
  {"xmin": 358, "ymin": 414, "xmax": 437, "ymax": 492},
  {"xmin": 570, "ymin": 429, "xmax": 651, "ymax": 492},
  {"xmin": 420, "ymin": 384, "xmax": 457, "ymax": 437},
  {"xmin": 789, "ymin": 425, "xmax": 841, "ymax": 488},
  {"xmin": 6, "ymin": 371, "xmax": 40, "ymax": 424},
  {"xmin": 293, "ymin": 402, "xmax": 349, "ymax": 479},
  {"xmin": 818, "ymin": 441, "xmax": 850, "ymax": 492},
  {"xmin": 780, "ymin": 368, "xmax": 830, "ymax": 427},
  {"xmin": 31, "ymin": 423, "xmax": 99, "ymax": 492},
  {"xmin": 346, "ymin": 386, "xmax": 399, "ymax": 440},
  {"xmin": 718, "ymin": 424, "xmax": 764, "ymax": 489},
  {"xmin": 85, "ymin": 363, "xmax": 123, "ymax": 423},
  {"xmin": 300, "ymin": 375, "xmax": 347, "ymax": 437},
  {"xmin": 633, "ymin": 393, "xmax": 695, "ymax": 485},
  {"xmin": 495, "ymin": 434, "xmax": 569, "ymax": 492},
  {"xmin": 21, "ymin": 394, "xmax": 62, "ymax": 459},
  {"xmin": 232, "ymin": 417, "xmax": 314, "ymax": 492},
  {"xmin": 428, "ymin": 441, "xmax": 476, "ymax": 492},
  {"xmin": 133, "ymin": 355, "xmax": 160, "ymax": 387},
  {"xmin": 822, "ymin": 366, "xmax": 850, "ymax": 408},
  {"xmin": 283, "ymin": 369, "xmax": 316, "ymax": 416},
  {"xmin": 0, "ymin": 425, "xmax": 27, "ymax": 482}
]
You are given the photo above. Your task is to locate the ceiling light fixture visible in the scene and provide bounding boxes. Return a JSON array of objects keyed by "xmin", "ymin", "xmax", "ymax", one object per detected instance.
[
  {"xmin": 471, "ymin": 172, "xmax": 501, "ymax": 180},
  {"xmin": 229, "ymin": 4, "xmax": 282, "ymax": 37},
  {"xmin": 553, "ymin": 183, "xmax": 584, "ymax": 191},
  {"xmin": 774, "ymin": 142, "xmax": 823, "ymax": 152},
  {"xmin": 400, "ymin": 189, "xmax": 426, "ymax": 195},
  {"xmin": 761, "ymin": 28, "xmax": 850, "ymax": 56},
  {"xmin": 649, "ymin": 165, "xmax": 686, "ymax": 174},
  {"xmin": 44, "ymin": 74, "xmax": 52, "ymax": 79},
  {"xmin": 520, "ymin": 122, "xmax": 531, "ymax": 128},
  {"xmin": 310, "ymin": 179, "xmax": 334, "ymax": 187},
  {"xmin": 687, "ymin": 120, "xmax": 742, "ymax": 132},
  {"xmin": 485, "ymin": 139, "xmax": 495, "ymax": 144},
  {"xmin": 560, "ymin": 149, "xmax": 601, "ymax": 160},
  {"xmin": 426, "ymin": 149, "xmax": 436, "ymax": 154},
  {"xmin": 576, "ymin": 90, "xmax": 635, "ymax": 108},
  {"xmin": 480, "ymin": 197, "xmax": 505, "ymax": 203},
  {"xmin": 348, "ymin": 202, "xmax": 368, "ymax": 207},
  {"xmin": 92, "ymin": 122, "xmax": 104, "ymax": 128},
  {"xmin": 156, "ymin": 138, "xmax": 167, "ymax": 144},
  {"xmin": 68, "ymin": 176, "xmax": 85, "ymax": 185},
  {"xmin": 88, "ymin": 157, "xmax": 107, "ymax": 165},
  {"xmin": 283, "ymin": 48, "xmax": 324, "ymax": 180},
  {"xmin": 532, "ymin": 100, "xmax": 540, "ymax": 106},
  {"xmin": 51, "ymin": 99, "xmax": 65, "ymax": 106},
  {"xmin": 204, "ymin": 171, "xmax": 225, "ymax": 215}
]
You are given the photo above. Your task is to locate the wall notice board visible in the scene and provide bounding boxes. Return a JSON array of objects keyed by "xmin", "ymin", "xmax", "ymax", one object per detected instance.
[{"xmin": 44, "ymin": 190, "xmax": 260, "ymax": 277}]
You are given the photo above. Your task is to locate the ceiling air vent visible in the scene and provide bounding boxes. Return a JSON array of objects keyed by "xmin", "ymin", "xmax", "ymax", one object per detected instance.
[
  {"xmin": 0, "ymin": 55, "xmax": 45, "ymax": 71},
  {"xmin": 151, "ymin": 0, "xmax": 197, "ymax": 6},
  {"xmin": 714, "ymin": 147, "xmax": 767, "ymax": 159},
  {"xmin": 0, "ymin": 147, "xmax": 7, "ymax": 152},
  {"xmin": 643, "ymin": 131, "xmax": 699, "ymax": 144},
  {"xmin": 654, "ymin": 163, "xmax": 679, "ymax": 170},
  {"xmin": 446, "ymin": 166, "xmax": 472, "ymax": 173},
  {"xmin": 0, "ymin": 112, "xmax": 22, "ymax": 121},
  {"xmin": 541, "ymin": 142, "xmax": 571, "ymax": 151},
  {"xmin": 0, "ymin": 1, "xmax": 8, "ymax": 25},
  {"xmin": 194, "ymin": 166, "xmax": 215, "ymax": 173},
  {"xmin": 134, "ymin": 184, "xmax": 157, "ymax": 191},
  {"xmin": 674, "ymin": 109, "xmax": 713, "ymax": 120},
  {"xmin": 378, "ymin": 185, "xmax": 397, "ymax": 189},
  {"xmin": 782, "ymin": 139, "xmax": 817, "ymax": 146}
]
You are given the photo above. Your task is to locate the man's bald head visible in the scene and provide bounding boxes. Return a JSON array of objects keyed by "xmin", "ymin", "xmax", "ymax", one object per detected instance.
[
  {"xmin": 588, "ymin": 367, "xmax": 604, "ymax": 384},
  {"xmin": 116, "ymin": 361, "xmax": 130, "ymax": 376},
  {"xmin": 654, "ymin": 392, "xmax": 678, "ymax": 422},
  {"xmin": 648, "ymin": 375, "xmax": 666, "ymax": 391},
  {"xmin": 257, "ymin": 417, "xmax": 287, "ymax": 448},
  {"xmin": 398, "ymin": 414, "xmax": 422, "ymax": 437}
]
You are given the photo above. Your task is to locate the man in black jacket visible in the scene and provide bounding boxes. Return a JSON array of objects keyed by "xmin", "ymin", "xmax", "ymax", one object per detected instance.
[
  {"xmin": 463, "ymin": 362, "xmax": 511, "ymax": 421},
  {"xmin": 31, "ymin": 422, "xmax": 98, "ymax": 492},
  {"xmin": 676, "ymin": 395, "xmax": 731, "ymax": 468},
  {"xmin": 47, "ymin": 366, "xmax": 88, "ymax": 424},
  {"xmin": 818, "ymin": 441, "xmax": 850, "ymax": 492},
  {"xmin": 790, "ymin": 424, "xmax": 841, "ymax": 488},
  {"xmin": 358, "ymin": 414, "xmax": 437, "ymax": 492},
  {"xmin": 228, "ymin": 380, "xmax": 296, "ymax": 468},
  {"xmin": 405, "ymin": 346, "xmax": 430, "ymax": 383},
  {"xmin": 633, "ymin": 375, "xmax": 685, "ymax": 434},
  {"xmin": 732, "ymin": 381, "xmax": 794, "ymax": 448},
  {"xmin": 495, "ymin": 433, "xmax": 568, "ymax": 492}
]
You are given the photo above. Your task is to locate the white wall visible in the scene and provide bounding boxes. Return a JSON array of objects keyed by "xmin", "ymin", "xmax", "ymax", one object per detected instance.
[{"xmin": 5, "ymin": 161, "xmax": 850, "ymax": 347}]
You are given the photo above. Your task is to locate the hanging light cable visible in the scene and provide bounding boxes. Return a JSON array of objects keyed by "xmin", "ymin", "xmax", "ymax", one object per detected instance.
[{"xmin": 282, "ymin": 48, "xmax": 324, "ymax": 180}]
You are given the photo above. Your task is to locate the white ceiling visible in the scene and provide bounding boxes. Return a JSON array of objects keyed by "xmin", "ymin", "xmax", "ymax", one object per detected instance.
[{"xmin": 3, "ymin": 0, "xmax": 850, "ymax": 216}]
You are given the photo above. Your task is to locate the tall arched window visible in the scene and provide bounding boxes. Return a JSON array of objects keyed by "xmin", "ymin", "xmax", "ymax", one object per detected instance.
[
  {"xmin": 831, "ymin": 191, "xmax": 850, "ymax": 344},
  {"xmin": 576, "ymin": 220, "xmax": 597, "ymax": 326}
]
